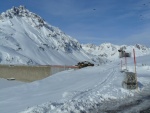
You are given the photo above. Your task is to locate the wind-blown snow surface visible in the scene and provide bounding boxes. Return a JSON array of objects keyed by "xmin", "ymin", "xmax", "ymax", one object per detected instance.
[
  {"xmin": 0, "ymin": 55, "xmax": 150, "ymax": 113},
  {"xmin": 0, "ymin": 6, "xmax": 91, "ymax": 65}
]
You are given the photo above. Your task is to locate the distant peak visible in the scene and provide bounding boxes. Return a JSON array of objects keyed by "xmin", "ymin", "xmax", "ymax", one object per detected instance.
[
  {"xmin": 134, "ymin": 44, "xmax": 148, "ymax": 50},
  {"xmin": 12, "ymin": 5, "xmax": 26, "ymax": 10},
  {"xmin": 0, "ymin": 6, "xmax": 47, "ymax": 27},
  {"xmin": 99, "ymin": 43, "xmax": 116, "ymax": 48},
  {"xmin": 11, "ymin": 5, "xmax": 27, "ymax": 13},
  {"xmin": 0, "ymin": 5, "xmax": 32, "ymax": 19}
]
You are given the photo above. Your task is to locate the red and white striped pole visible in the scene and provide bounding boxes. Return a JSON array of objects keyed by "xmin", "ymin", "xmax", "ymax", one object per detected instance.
[
  {"xmin": 124, "ymin": 51, "xmax": 127, "ymax": 70},
  {"xmin": 133, "ymin": 49, "xmax": 137, "ymax": 74},
  {"xmin": 133, "ymin": 49, "xmax": 138, "ymax": 90}
]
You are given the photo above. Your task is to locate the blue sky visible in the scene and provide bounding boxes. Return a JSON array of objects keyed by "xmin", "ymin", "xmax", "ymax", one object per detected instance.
[{"xmin": 0, "ymin": 0, "xmax": 150, "ymax": 46}]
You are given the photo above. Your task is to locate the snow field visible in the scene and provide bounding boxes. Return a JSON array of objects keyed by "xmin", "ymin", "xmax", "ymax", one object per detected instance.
[
  {"xmin": 0, "ymin": 55, "xmax": 149, "ymax": 113},
  {"xmin": 0, "ymin": 6, "xmax": 150, "ymax": 113}
]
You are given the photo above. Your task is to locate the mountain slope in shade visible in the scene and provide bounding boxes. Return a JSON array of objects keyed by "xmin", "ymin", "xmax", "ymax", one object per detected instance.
[
  {"xmin": 0, "ymin": 6, "xmax": 91, "ymax": 65},
  {"xmin": 82, "ymin": 43, "xmax": 150, "ymax": 60}
]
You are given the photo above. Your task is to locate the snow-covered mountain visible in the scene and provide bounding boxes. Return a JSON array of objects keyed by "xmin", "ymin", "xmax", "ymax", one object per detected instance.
[
  {"xmin": 82, "ymin": 43, "xmax": 150, "ymax": 60},
  {"xmin": 0, "ymin": 6, "xmax": 149, "ymax": 65},
  {"xmin": 0, "ymin": 6, "xmax": 91, "ymax": 65}
]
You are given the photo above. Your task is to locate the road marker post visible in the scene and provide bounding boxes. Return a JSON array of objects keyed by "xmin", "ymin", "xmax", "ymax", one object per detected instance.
[{"xmin": 133, "ymin": 49, "xmax": 138, "ymax": 90}]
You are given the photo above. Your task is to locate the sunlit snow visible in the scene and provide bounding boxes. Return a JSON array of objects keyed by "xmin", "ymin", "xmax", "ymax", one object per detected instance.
[
  {"xmin": 0, "ymin": 6, "xmax": 150, "ymax": 113},
  {"xmin": 0, "ymin": 55, "xmax": 150, "ymax": 113}
]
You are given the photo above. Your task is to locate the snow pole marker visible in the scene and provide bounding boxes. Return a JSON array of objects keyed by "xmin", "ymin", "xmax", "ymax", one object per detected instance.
[
  {"xmin": 124, "ymin": 51, "xmax": 127, "ymax": 70},
  {"xmin": 133, "ymin": 49, "xmax": 137, "ymax": 74},
  {"xmin": 133, "ymin": 49, "xmax": 138, "ymax": 90},
  {"xmin": 121, "ymin": 60, "xmax": 122, "ymax": 71},
  {"xmin": 125, "ymin": 54, "xmax": 127, "ymax": 70}
]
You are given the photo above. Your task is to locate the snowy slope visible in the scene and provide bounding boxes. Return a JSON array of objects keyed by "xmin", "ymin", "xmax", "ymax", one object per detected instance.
[
  {"xmin": 0, "ymin": 6, "xmax": 91, "ymax": 65},
  {"xmin": 0, "ymin": 6, "xmax": 149, "ymax": 65},
  {"xmin": 0, "ymin": 55, "xmax": 150, "ymax": 113},
  {"xmin": 82, "ymin": 43, "xmax": 150, "ymax": 60}
]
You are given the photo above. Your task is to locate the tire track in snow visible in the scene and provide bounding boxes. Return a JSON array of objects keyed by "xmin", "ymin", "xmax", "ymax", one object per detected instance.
[
  {"xmin": 71, "ymin": 67, "xmax": 117, "ymax": 100},
  {"xmin": 95, "ymin": 68, "xmax": 117, "ymax": 88},
  {"xmin": 98, "ymin": 84, "xmax": 150, "ymax": 113}
]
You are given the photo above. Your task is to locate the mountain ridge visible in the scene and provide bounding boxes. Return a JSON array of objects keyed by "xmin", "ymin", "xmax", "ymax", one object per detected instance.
[
  {"xmin": 0, "ymin": 6, "xmax": 150, "ymax": 65},
  {"xmin": 0, "ymin": 6, "xmax": 90, "ymax": 65},
  {"xmin": 82, "ymin": 43, "xmax": 150, "ymax": 60}
]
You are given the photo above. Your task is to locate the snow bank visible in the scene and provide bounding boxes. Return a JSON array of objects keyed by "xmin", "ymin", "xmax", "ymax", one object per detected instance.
[{"xmin": 0, "ymin": 55, "xmax": 149, "ymax": 113}]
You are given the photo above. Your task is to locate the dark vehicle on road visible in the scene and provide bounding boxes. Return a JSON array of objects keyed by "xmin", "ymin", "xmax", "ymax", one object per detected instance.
[{"xmin": 76, "ymin": 61, "xmax": 94, "ymax": 69}]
